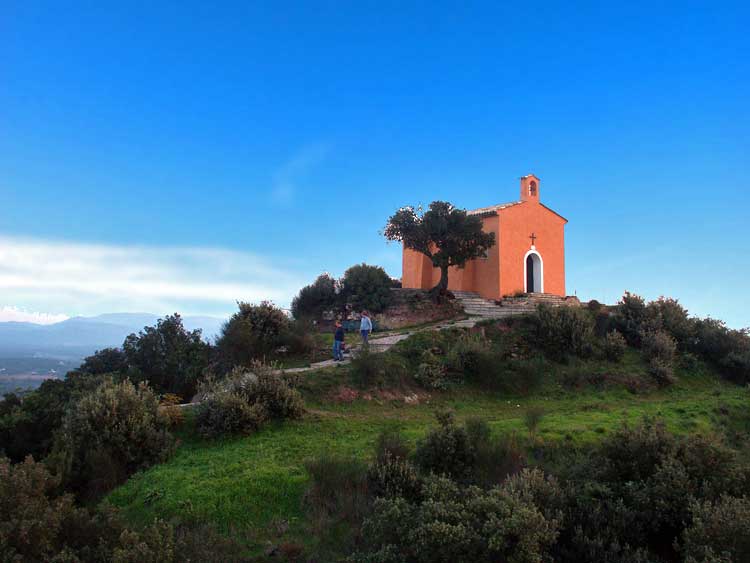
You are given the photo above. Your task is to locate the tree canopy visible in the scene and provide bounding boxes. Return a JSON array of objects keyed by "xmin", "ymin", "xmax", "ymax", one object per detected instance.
[{"xmin": 383, "ymin": 201, "xmax": 496, "ymax": 294}]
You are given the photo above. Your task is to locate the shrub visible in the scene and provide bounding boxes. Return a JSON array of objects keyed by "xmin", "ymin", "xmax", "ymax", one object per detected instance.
[
  {"xmin": 230, "ymin": 363, "xmax": 305, "ymax": 421},
  {"xmin": 468, "ymin": 418, "xmax": 525, "ymax": 487},
  {"xmin": 0, "ymin": 372, "xmax": 105, "ymax": 463},
  {"xmin": 612, "ymin": 291, "xmax": 648, "ymax": 346},
  {"xmin": 648, "ymin": 357, "xmax": 676, "ymax": 386},
  {"xmin": 443, "ymin": 332, "xmax": 491, "ymax": 374},
  {"xmin": 533, "ymin": 305, "xmax": 594, "ymax": 360},
  {"xmin": 374, "ymin": 428, "xmax": 411, "ymax": 462},
  {"xmin": 195, "ymin": 391, "xmax": 267, "ymax": 438},
  {"xmin": 641, "ymin": 329, "xmax": 677, "ymax": 364},
  {"xmin": 196, "ymin": 363, "xmax": 304, "ymax": 437},
  {"xmin": 415, "ymin": 354, "xmax": 450, "ymax": 390},
  {"xmin": 291, "ymin": 273, "xmax": 339, "ymax": 320},
  {"xmin": 159, "ymin": 393, "xmax": 185, "ymax": 428},
  {"xmin": 340, "ymin": 263, "xmax": 393, "ymax": 313},
  {"xmin": 414, "ymin": 410, "xmax": 476, "ymax": 481},
  {"xmin": 349, "ymin": 349, "xmax": 410, "ymax": 389},
  {"xmin": 586, "ymin": 299, "xmax": 602, "ymax": 312},
  {"xmin": 0, "ymin": 456, "xmax": 197, "ymax": 562},
  {"xmin": 367, "ymin": 453, "xmax": 422, "ymax": 501},
  {"xmin": 123, "ymin": 313, "xmax": 211, "ymax": 399},
  {"xmin": 352, "ymin": 475, "xmax": 560, "ymax": 563},
  {"xmin": 681, "ymin": 496, "xmax": 750, "ymax": 563},
  {"xmin": 216, "ymin": 301, "xmax": 291, "ymax": 367},
  {"xmin": 646, "ymin": 297, "xmax": 694, "ymax": 348},
  {"xmin": 603, "ymin": 330, "xmax": 627, "ymax": 362},
  {"xmin": 599, "ymin": 417, "xmax": 676, "ymax": 483},
  {"xmin": 720, "ymin": 349, "xmax": 750, "ymax": 386},
  {"xmin": 49, "ymin": 379, "xmax": 175, "ymax": 500}
]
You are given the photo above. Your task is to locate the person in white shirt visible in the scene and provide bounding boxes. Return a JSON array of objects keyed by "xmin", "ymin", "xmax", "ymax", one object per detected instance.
[{"xmin": 359, "ymin": 310, "xmax": 372, "ymax": 346}]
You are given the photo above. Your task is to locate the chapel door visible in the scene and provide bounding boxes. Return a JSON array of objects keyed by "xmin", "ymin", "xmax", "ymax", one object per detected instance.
[{"xmin": 526, "ymin": 255, "xmax": 535, "ymax": 293}]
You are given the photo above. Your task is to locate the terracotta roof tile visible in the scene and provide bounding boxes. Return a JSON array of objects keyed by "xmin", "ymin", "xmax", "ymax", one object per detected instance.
[{"xmin": 467, "ymin": 201, "xmax": 523, "ymax": 216}]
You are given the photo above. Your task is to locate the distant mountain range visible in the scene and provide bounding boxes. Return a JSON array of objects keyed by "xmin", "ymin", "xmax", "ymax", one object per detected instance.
[{"xmin": 0, "ymin": 313, "xmax": 226, "ymax": 390}]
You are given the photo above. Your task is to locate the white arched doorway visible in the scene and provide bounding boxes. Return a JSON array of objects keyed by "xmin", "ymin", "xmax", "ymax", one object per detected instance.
[{"xmin": 524, "ymin": 250, "xmax": 543, "ymax": 293}]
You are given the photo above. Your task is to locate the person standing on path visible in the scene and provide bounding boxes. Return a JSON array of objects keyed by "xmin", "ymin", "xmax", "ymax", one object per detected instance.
[
  {"xmin": 333, "ymin": 321, "xmax": 345, "ymax": 361},
  {"xmin": 360, "ymin": 310, "xmax": 372, "ymax": 346}
]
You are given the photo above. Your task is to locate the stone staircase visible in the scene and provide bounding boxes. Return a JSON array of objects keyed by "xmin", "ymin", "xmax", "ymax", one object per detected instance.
[{"xmin": 452, "ymin": 291, "xmax": 571, "ymax": 319}]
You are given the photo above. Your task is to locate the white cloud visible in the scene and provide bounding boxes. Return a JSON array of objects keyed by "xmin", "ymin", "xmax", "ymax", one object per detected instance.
[
  {"xmin": 0, "ymin": 235, "xmax": 308, "ymax": 318},
  {"xmin": 270, "ymin": 144, "xmax": 330, "ymax": 205},
  {"xmin": 0, "ymin": 306, "xmax": 69, "ymax": 324}
]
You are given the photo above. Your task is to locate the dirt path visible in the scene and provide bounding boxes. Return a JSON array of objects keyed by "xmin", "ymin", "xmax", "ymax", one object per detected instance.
[{"xmin": 277, "ymin": 317, "xmax": 478, "ymax": 374}]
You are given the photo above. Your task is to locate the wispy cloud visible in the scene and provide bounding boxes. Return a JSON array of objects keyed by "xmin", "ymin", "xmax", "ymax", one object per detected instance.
[
  {"xmin": 270, "ymin": 144, "xmax": 330, "ymax": 205},
  {"xmin": 0, "ymin": 235, "xmax": 308, "ymax": 319},
  {"xmin": 0, "ymin": 306, "xmax": 69, "ymax": 324}
]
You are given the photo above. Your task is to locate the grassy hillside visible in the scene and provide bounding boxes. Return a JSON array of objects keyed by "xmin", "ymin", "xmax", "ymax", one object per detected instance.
[{"xmin": 107, "ymin": 342, "xmax": 749, "ymax": 558}]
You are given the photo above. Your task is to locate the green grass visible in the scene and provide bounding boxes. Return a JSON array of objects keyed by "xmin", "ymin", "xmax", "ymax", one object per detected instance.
[{"xmin": 107, "ymin": 348, "xmax": 749, "ymax": 556}]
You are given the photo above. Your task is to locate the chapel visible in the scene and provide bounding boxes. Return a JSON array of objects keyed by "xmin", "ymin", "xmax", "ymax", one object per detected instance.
[{"xmin": 401, "ymin": 174, "xmax": 567, "ymax": 300}]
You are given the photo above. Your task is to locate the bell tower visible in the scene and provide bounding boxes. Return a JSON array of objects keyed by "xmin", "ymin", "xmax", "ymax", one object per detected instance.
[{"xmin": 520, "ymin": 174, "xmax": 540, "ymax": 203}]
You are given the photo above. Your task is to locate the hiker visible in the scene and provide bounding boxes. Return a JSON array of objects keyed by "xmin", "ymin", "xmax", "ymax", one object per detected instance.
[
  {"xmin": 360, "ymin": 310, "xmax": 372, "ymax": 346},
  {"xmin": 333, "ymin": 321, "xmax": 345, "ymax": 361}
]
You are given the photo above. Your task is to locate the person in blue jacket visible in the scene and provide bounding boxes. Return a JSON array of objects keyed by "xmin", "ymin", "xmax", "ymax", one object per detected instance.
[
  {"xmin": 333, "ymin": 321, "xmax": 345, "ymax": 361},
  {"xmin": 360, "ymin": 310, "xmax": 372, "ymax": 346}
]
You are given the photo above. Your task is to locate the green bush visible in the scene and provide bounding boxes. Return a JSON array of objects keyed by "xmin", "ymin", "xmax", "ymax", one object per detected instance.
[
  {"xmin": 641, "ymin": 330, "xmax": 677, "ymax": 364},
  {"xmin": 352, "ymin": 474, "xmax": 560, "ymax": 563},
  {"xmin": 681, "ymin": 496, "xmax": 750, "ymax": 563},
  {"xmin": 349, "ymin": 349, "xmax": 410, "ymax": 389},
  {"xmin": 414, "ymin": 410, "xmax": 476, "ymax": 481},
  {"xmin": 603, "ymin": 330, "xmax": 627, "ymax": 362},
  {"xmin": 415, "ymin": 353, "xmax": 451, "ymax": 390},
  {"xmin": 524, "ymin": 406, "xmax": 545, "ymax": 439},
  {"xmin": 0, "ymin": 456, "xmax": 204, "ymax": 562},
  {"xmin": 340, "ymin": 263, "xmax": 393, "ymax": 313},
  {"xmin": 123, "ymin": 313, "xmax": 211, "ymax": 400},
  {"xmin": 612, "ymin": 291, "xmax": 648, "ymax": 346},
  {"xmin": 532, "ymin": 305, "xmax": 595, "ymax": 360},
  {"xmin": 196, "ymin": 363, "xmax": 304, "ymax": 437},
  {"xmin": 291, "ymin": 273, "xmax": 339, "ymax": 320},
  {"xmin": 79, "ymin": 347, "xmax": 127, "ymax": 375},
  {"xmin": 216, "ymin": 301, "xmax": 291, "ymax": 368},
  {"xmin": 374, "ymin": 428, "xmax": 411, "ymax": 462},
  {"xmin": 195, "ymin": 391, "xmax": 267, "ymax": 438},
  {"xmin": 648, "ymin": 357, "xmax": 676, "ymax": 386},
  {"xmin": 0, "ymin": 372, "xmax": 105, "ymax": 463},
  {"xmin": 49, "ymin": 379, "xmax": 175, "ymax": 500},
  {"xmin": 367, "ymin": 453, "xmax": 422, "ymax": 501},
  {"xmin": 646, "ymin": 297, "xmax": 694, "ymax": 348}
]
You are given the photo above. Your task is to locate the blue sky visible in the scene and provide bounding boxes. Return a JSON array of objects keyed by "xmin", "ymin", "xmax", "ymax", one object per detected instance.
[{"xmin": 1, "ymin": 1, "xmax": 748, "ymax": 327}]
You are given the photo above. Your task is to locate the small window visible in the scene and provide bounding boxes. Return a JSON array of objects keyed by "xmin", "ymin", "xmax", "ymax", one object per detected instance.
[{"xmin": 529, "ymin": 181, "xmax": 537, "ymax": 196}]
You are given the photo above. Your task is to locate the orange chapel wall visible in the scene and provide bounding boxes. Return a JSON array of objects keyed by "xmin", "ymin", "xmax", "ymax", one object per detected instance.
[{"xmin": 497, "ymin": 202, "xmax": 566, "ymax": 297}]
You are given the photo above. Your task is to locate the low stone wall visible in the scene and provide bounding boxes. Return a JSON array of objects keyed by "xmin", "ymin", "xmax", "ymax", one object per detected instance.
[{"xmin": 373, "ymin": 289, "xmax": 463, "ymax": 330}]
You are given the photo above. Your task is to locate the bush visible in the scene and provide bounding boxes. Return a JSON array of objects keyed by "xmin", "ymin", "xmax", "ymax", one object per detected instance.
[
  {"xmin": 49, "ymin": 379, "xmax": 175, "ymax": 500},
  {"xmin": 349, "ymin": 349, "xmax": 410, "ymax": 389},
  {"xmin": 524, "ymin": 406, "xmax": 545, "ymax": 439},
  {"xmin": 195, "ymin": 391, "xmax": 267, "ymax": 438},
  {"xmin": 648, "ymin": 357, "xmax": 676, "ymax": 386},
  {"xmin": 612, "ymin": 291, "xmax": 648, "ymax": 346},
  {"xmin": 367, "ymin": 453, "xmax": 422, "ymax": 501},
  {"xmin": 340, "ymin": 263, "xmax": 393, "ymax": 313},
  {"xmin": 291, "ymin": 273, "xmax": 339, "ymax": 320},
  {"xmin": 0, "ymin": 372, "xmax": 105, "ymax": 463},
  {"xmin": 587, "ymin": 299, "xmax": 602, "ymax": 312},
  {"xmin": 374, "ymin": 428, "xmax": 411, "ymax": 462},
  {"xmin": 217, "ymin": 301, "xmax": 291, "ymax": 368},
  {"xmin": 414, "ymin": 410, "xmax": 476, "ymax": 481},
  {"xmin": 646, "ymin": 297, "xmax": 694, "ymax": 348},
  {"xmin": 159, "ymin": 393, "xmax": 185, "ymax": 428},
  {"xmin": 196, "ymin": 363, "xmax": 304, "ymax": 437},
  {"xmin": 122, "ymin": 314, "xmax": 211, "ymax": 399},
  {"xmin": 415, "ymin": 353, "xmax": 450, "ymax": 390},
  {"xmin": 720, "ymin": 349, "xmax": 750, "ymax": 385},
  {"xmin": 681, "ymin": 496, "xmax": 750, "ymax": 563},
  {"xmin": 533, "ymin": 305, "xmax": 595, "ymax": 360},
  {"xmin": 603, "ymin": 330, "xmax": 627, "ymax": 362},
  {"xmin": 641, "ymin": 330, "xmax": 677, "ymax": 364},
  {"xmin": 79, "ymin": 347, "xmax": 127, "ymax": 375},
  {"xmin": 352, "ymin": 474, "xmax": 560, "ymax": 563},
  {"xmin": 0, "ymin": 456, "xmax": 196, "ymax": 562}
]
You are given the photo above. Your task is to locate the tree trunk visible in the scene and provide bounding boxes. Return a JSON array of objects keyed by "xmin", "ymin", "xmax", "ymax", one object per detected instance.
[{"xmin": 430, "ymin": 266, "xmax": 450, "ymax": 302}]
